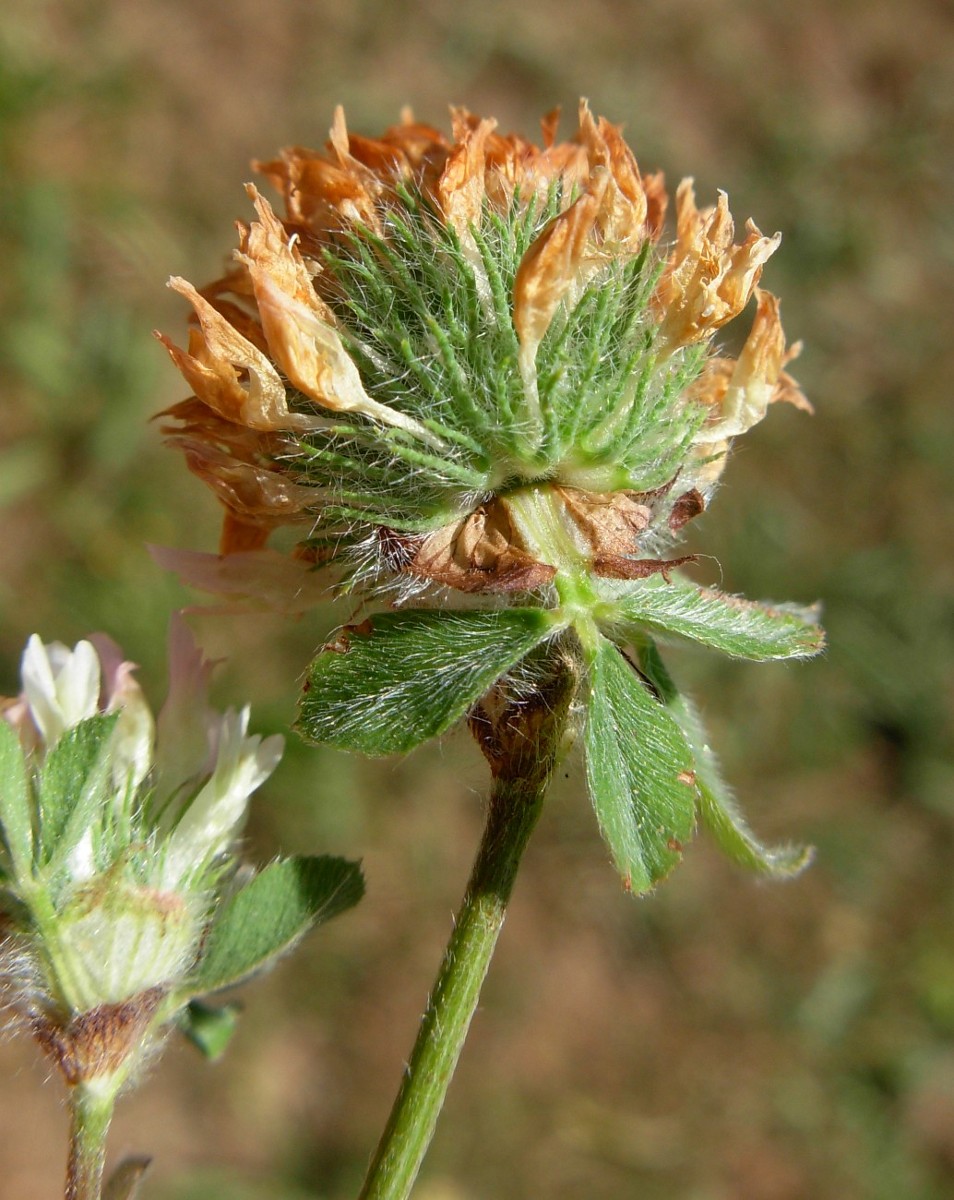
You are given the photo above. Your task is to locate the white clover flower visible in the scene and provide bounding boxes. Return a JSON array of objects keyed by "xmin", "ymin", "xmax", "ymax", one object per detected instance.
[
  {"xmin": 0, "ymin": 622, "xmax": 360, "ymax": 1093},
  {"xmin": 20, "ymin": 635, "xmax": 101, "ymax": 748},
  {"xmin": 163, "ymin": 706, "xmax": 284, "ymax": 886},
  {"xmin": 0, "ymin": 626, "xmax": 361, "ymax": 1200}
]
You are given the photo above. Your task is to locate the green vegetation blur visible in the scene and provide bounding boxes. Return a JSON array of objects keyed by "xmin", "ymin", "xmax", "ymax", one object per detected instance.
[{"xmin": 2, "ymin": 2, "xmax": 953, "ymax": 1198}]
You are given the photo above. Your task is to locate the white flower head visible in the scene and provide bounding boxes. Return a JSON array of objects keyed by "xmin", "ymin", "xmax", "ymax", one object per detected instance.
[{"xmin": 0, "ymin": 622, "xmax": 324, "ymax": 1091}]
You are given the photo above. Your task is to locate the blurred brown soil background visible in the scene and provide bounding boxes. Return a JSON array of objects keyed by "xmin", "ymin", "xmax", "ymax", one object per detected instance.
[{"xmin": 1, "ymin": 1, "xmax": 953, "ymax": 1197}]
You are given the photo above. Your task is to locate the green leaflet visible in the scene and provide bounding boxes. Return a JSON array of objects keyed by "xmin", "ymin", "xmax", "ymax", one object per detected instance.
[
  {"xmin": 637, "ymin": 639, "xmax": 812, "ymax": 877},
  {"xmin": 191, "ymin": 855, "xmax": 364, "ymax": 995},
  {"xmin": 37, "ymin": 713, "xmax": 118, "ymax": 869},
  {"xmin": 297, "ymin": 608, "xmax": 563, "ymax": 755},
  {"xmin": 178, "ymin": 999, "xmax": 241, "ymax": 1061},
  {"xmin": 0, "ymin": 720, "xmax": 34, "ymax": 881},
  {"xmin": 607, "ymin": 575, "xmax": 824, "ymax": 660},
  {"xmin": 584, "ymin": 634, "xmax": 697, "ymax": 894}
]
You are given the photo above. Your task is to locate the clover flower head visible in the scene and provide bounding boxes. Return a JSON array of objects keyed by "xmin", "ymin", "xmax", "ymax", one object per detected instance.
[{"xmin": 159, "ymin": 102, "xmax": 823, "ymax": 895}]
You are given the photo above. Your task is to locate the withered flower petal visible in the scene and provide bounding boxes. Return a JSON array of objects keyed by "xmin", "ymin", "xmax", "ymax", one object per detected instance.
[
  {"xmin": 159, "ymin": 278, "xmax": 319, "ymax": 432},
  {"xmin": 694, "ymin": 289, "xmax": 810, "ymax": 443},
  {"xmin": 236, "ymin": 187, "xmax": 443, "ymax": 444},
  {"xmin": 437, "ymin": 115, "xmax": 496, "ymax": 241},
  {"xmin": 654, "ymin": 180, "xmax": 781, "ymax": 352},
  {"xmin": 513, "ymin": 188, "xmax": 604, "ymax": 368},
  {"xmin": 578, "ymin": 103, "xmax": 649, "ymax": 251}
]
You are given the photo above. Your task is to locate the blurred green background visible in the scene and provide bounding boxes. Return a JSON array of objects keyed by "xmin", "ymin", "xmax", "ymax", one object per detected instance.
[{"xmin": 1, "ymin": 1, "xmax": 953, "ymax": 1197}]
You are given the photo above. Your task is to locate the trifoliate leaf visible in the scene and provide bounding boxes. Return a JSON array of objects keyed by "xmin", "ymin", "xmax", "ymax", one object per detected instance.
[
  {"xmin": 608, "ymin": 575, "xmax": 824, "ymax": 660},
  {"xmin": 0, "ymin": 720, "xmax": 34, "ymax": 880},
  {"xmin": 192, "ymin": 855, "xmax": 364, "ymax": 995},
  {"xmin": 37, "ymin": 713, "xmax": 118, "ymax": 867},
  {"xmin": 179, "ymin": 999, "xmax": 241, "ymax": 1060},
  {"xmin": 297, "ymin": 608, "xmax": 563, "ymax": 755},
  {"xmin": 584, "ymin": 634, "xmax": 697, "ymax": 893},
  {"xmin": 637, "ymin": 639, "xmax": 812, "ymax": 876}
]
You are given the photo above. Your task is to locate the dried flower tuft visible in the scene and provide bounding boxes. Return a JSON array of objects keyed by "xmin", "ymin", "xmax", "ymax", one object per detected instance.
[
  {"xmin": 159, "ymin": 101, "xmax": 804, "ymax": 579},
  {"xmin": 159, "ymin": 102, "xmax": 822, "ymax": 894}
]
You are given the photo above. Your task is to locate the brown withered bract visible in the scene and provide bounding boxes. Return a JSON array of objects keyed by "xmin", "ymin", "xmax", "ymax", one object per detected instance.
[
  {"xmin": 32, "ymin": 988, "xmax": 166, "ymax": 1085},
  {"xmin": 402, "ymin": 501, "xmax": 557, "ymax": 594}
]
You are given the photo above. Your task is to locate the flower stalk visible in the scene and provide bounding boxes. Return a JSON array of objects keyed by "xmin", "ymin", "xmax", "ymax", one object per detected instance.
[
  {"xmin": 359, "ymin": 645, "xmax": 579, "ymax": 1200},
  {"xmin": 65, "ymin": 1078, "xmax": 118, "ymax": 1200}
]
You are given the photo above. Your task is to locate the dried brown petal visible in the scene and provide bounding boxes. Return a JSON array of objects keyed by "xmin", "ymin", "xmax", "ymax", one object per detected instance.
[
  {"xmin": 654, "ymin": 180, "xmax": 781, "ymax": 352},
  {"xmin": 511, "ymin": 102, "xmax": 664, "ymax": 378},
  {"xmin": 159, "ymin": 278, "xmax": 319, "ymax": 432},
  {"xmin": 253, "ymin": 143, "xmax": 383, "ymax": 236},
  {"xmin": 159, "ymin": 397, "xmax": 297, "ymax": 460},
  {"xmin": 642, "ymin": 171, "xmax": 669, "ymax": 241},
  {"xmin": 437, "ymin": 114, "xmax": 495, "ymax": 237},
  {"xmin": 578, "ymin": 103, "xmax": 648, "ymax": 251},
  {"xmin": 168, "ymin": 435, "xmax": 319, "ymax": 548},
  {"xmin": 513, "ymin": 188, "xmax": 604, "ymax": 363},
  {"xmin": 237, "ymin": 187, "xmax": 442, "ymax": 443},
  {"xmin": 694, "ymin": 289, "xmax": 810, "ymax": 442}
]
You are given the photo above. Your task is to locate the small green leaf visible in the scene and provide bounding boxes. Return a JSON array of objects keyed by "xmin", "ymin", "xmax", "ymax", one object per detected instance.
[
  {"xmin": 584, "ymin": 635, "xmax": 697, "ymax": 893},
  {"xmin": 0, "ymin": 720, "xmax": 34, "ymax": 880},
  {"xmin": 637, "ymin": 639, "xmax": 812, "ymax": 877},
  {"xmin": 37, "ymin": 713, "xmax": 118, "ymax": 866},
  {"xmin": 297, "ymin": 608, "xmax": 562, "ymax": 755},
  {"xmin": 103, "ymin": 1156, "xmax": 151, "ymax": 1200},
  {"xmin": 608, "ymin": 575, "xmax": 824, "ymax": 660},
  {"xmin": 179, "ymin": 999, "xmax": 241, "ymax": 1060},
  {"xmin": 192, "ymin": 855, "xmax": 364, "ymax": 995}
]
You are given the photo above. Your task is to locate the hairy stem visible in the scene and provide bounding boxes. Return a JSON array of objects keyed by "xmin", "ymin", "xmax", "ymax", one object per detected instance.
[
  {"xmin": 357, "ymin": 646, "xmax": 578, "ymax": 1200},
  {"xmin": 65, "ymin": 1080, "xmax": 116, "ymax": 1200}
]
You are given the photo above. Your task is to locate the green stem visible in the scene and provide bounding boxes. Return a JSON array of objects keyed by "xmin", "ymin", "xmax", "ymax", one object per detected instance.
[
  {"xmin": 65, "ymin": 1079, "xmax": 117, "ymax": 1200},
  {"xmin": 357, "ymin": 648, "xmax": 578, "ymax": 1200}
]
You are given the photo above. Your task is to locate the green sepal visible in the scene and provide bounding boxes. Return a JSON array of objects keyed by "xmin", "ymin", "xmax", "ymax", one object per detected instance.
[
  {"xmin": 637, "ymin": 639, "xmax": 812, "ymax": 877},
  {"xmin": 191, "ymin": 855, "xmax": 364, "ymax": 995},
  {"xmin": 584, "ymin": 634, "xmax": 698, "ymax": 894},
  {"xmin": 0, "ymin": 719, "xmax": 34, "ymax": 881},
  {"xmin": 179, "ymin": 999, "xmax": 241, "ymax": 1060},
  {"xmin": 297, "ymin": 608, "xmax": 562, "ymax": 755},
  {"xmin": 37, "ymin": 713, "xmax": 119, "ymax": 868},
  {"xmin": 607, "ymin": 575, "xmax": 824, "ymax": 660}
]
